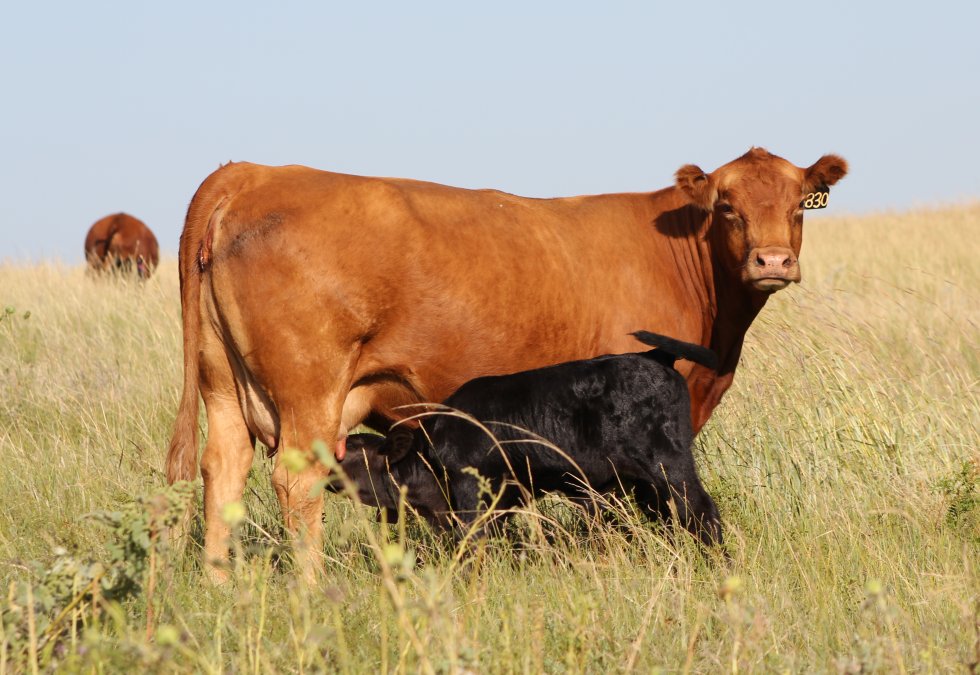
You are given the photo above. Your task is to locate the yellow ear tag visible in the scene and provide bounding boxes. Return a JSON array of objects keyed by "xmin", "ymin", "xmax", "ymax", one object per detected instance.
[{"xmin": 801, "ymin": 187, "xmax": 830, "ymax": 209}]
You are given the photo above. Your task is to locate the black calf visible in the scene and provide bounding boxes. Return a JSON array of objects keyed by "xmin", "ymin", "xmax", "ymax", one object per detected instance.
[{"xmin": 330, "ymin": 331, "xmax": 723, "ymax": 547}]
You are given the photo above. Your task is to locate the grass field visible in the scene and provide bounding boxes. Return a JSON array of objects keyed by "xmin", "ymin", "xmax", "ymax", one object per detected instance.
[{"xmin": 1, "ymin": 204, "xmax": 978, "ymax": 673}]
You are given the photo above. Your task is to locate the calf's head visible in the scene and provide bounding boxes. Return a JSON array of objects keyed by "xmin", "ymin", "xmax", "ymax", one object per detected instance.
[
  {"xmin": 328, "ymin": 431, "xmax": 450, "ymax": 528},
  {"xmin": 676, "ymin": 147, "xmax": 848, "ymax": 293}
]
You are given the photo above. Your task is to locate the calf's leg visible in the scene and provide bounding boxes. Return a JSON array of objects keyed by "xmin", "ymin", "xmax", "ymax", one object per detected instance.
[{"xmin": 636, "ymin": 455, "xmax": 722, "ymax": 547}]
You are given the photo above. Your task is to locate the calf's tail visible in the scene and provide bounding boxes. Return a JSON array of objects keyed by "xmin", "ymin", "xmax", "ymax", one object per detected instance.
[{"xmin": 630, "ymin": 330, "xmax": 719, "ymax": 370}]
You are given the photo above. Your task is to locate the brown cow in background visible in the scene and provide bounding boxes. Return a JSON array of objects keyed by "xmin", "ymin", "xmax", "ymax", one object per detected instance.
[
  {"xmin": 84, "ymin": 212, "xmax": 160, "ymax": 279},
  {"xmin": 166, "ymin": 148, "xmax": 847, "ymax": 582}
]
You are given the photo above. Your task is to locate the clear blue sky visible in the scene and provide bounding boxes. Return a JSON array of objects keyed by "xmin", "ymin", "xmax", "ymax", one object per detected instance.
[{"xmin": 2, "ymin": 2, "xmax": 978, "ymax": 260}]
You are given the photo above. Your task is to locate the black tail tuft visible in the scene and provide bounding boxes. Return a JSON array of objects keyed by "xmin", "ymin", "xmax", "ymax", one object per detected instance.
[{"xmin": 631, "ymin": 331, "xmax": 719, "ymax": 370}]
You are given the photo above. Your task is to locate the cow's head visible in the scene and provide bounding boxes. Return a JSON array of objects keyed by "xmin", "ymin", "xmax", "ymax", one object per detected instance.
[{"xmin": 676, "ymin": 147, "xmax": 847, "ymax": 293}]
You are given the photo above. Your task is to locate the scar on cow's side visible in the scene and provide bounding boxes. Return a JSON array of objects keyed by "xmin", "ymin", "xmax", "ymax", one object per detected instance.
[{"xmin": 198, "ymin": 212, "xmax": 285, "ymax": 271}]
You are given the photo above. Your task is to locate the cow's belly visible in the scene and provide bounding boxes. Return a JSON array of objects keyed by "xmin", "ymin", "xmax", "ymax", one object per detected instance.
[{"xmin": 342, "ymin": 299, "xmax": 706, "ymax": 433}]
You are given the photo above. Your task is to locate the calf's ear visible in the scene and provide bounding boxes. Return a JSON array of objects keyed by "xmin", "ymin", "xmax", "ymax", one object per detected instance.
[
  {"xmin": 384, "ymin": 426, "xmax": 415, "ymax": 463},
  {"xmin": 805, "ymin": 154, "xmax": 848, "ymax": 191},
  {"xmin": 675, "ymin": 164, "xmax": 717, "ymax": 211}
]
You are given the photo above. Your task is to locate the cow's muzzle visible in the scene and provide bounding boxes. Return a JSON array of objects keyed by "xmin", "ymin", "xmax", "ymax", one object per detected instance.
[{"xmin": 745, "ymin": 247, "xmax": 800, "ymax": 292}]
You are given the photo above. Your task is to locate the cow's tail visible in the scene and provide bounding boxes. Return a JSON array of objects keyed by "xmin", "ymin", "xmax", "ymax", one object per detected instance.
[
  {"xmin": 166, "ymin": 173, "xmax": 232, "ymax": 484},
  {"xmin": 631, "ymin": 330, "xmax": 719, "ymax": 370}
]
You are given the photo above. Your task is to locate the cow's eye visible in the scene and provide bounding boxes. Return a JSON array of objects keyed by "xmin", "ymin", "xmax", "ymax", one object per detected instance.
[{"xmin": 717, "ymin": 202, "xmax": 735, "ymax": 215}]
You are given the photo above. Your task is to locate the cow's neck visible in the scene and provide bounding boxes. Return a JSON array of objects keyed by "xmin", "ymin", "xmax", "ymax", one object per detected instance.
[
  {"xmin": 688, "ymin": 280, "xmax": 768, "ymax": 432},
  {"xmin": 658, "ymin": 202, "xmax": 770, "ymax": 432},
  {"xmin": 706, "ymin": 246, "xmax": 769, "ymax": 373}
]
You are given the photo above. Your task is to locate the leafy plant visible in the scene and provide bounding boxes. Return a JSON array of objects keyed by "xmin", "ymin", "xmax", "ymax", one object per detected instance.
[
  {"xmin": 936, "ymin": 459, "xmax": 980, "ymax": 542},
  {"xmin": 0, "ymin": 481, "xmax": 195, "ymax": 669}
]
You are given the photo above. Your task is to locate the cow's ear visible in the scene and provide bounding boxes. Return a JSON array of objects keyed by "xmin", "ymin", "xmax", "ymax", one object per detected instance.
[
  {"xmin": 385, "ymin": 426, "xmax": 415, "ymax": 463},
  {"xmin": 675, "ymin": 164, "xmax": 717, "ymax": 211},
  {"xmin": 805, "ymin": 154, "xmax": 848, "ymax": 191}
]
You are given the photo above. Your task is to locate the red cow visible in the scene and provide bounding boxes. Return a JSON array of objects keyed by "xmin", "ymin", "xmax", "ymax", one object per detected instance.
[
  {"xmin": 84, "ymin": 213, "xmax": 159, "ymax": 279},
  {"xmin": 166, "ymin": 147, "xmax": 847, "ymax": 581}
]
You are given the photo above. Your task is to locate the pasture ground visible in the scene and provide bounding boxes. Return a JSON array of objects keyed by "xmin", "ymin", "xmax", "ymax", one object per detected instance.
[{"xmin": 1, "ymin": 204, "xmax": 978, "ymax": 672}]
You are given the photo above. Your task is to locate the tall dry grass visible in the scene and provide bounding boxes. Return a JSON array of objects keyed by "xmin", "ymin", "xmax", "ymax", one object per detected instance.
[{"xmin": 0, "ymin": 204, "xmax": 978, "ymax": 672}]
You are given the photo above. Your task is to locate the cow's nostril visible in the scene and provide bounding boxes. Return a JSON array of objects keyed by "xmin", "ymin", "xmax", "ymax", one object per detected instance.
[
  {"xmin": 782, "ymin": 257, "xmax": 792, "ymax": 268},
  {"xmin": 755, "ymin": 255, "xmax": 766, "ymax": 267}
]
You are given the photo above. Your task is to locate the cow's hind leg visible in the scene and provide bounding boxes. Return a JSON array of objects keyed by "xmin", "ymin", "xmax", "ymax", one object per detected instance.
[
  {"xmin": 271, "ymin": 354, "xmax": 361, "ymax": 584},
  {"xmin": 271, "ymin": 450, "xmax": 330, "ymax": 584},
  {"xmin": 199, "ymin": 395, "xmax": 255, "ymax": 583}
]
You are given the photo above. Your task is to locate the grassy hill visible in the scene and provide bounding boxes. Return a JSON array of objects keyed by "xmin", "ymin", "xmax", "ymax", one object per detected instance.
[{"xmin": 1, "ymin": 204, "xmax": 978, "ymax": 672}]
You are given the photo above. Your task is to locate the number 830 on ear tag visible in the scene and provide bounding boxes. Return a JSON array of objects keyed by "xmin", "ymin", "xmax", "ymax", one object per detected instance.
[{"xmin": 801, "ymin": 187, "xmax": 830, "ymax": 209}]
